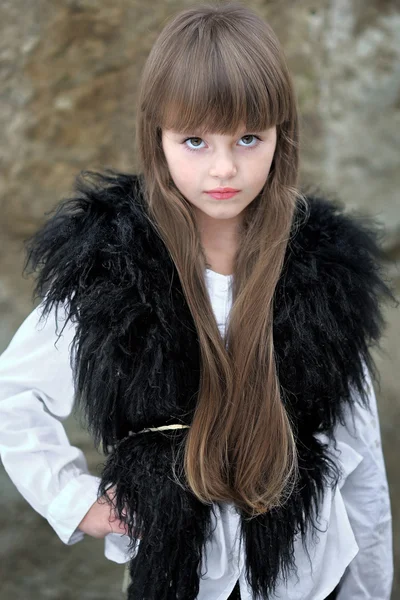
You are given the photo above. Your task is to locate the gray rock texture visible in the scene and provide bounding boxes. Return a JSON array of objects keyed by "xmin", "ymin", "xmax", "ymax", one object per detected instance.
[{"xmin": 0, "ymin": 1, "xmax": 399, "ymax": 598}]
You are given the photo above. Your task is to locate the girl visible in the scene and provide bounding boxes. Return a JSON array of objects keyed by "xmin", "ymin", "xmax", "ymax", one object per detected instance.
[{"xmin": 0, "ymin": 2, "xmax": 395, "ymax": 599}]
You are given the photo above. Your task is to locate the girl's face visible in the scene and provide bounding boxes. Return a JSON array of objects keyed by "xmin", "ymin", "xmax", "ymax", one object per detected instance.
[{"xmin": 161, "ymin": 124, "xmax": 277, "ymax": 228}]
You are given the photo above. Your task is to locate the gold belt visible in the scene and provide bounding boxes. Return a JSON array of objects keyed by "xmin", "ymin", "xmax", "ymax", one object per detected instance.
[
  {"xmin": 110, "ymin": 424, "xmax": 190, "ymax": 451},
  {"xmin": 128, "ymin": 424, "xmax": 190, "ymax": 435}
]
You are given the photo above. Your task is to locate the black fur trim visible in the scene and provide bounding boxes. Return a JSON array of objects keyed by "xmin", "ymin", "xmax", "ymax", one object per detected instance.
[{"xmin": 23, "ymin": 169, "xmax": 396, "ymax": 599}]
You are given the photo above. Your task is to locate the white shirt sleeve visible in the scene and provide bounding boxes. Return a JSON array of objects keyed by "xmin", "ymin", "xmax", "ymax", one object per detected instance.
[
  {"xmin": 0, "ymin": 301, "xmax": 101, "ymax": 545},
  {"xmin": 334, "ymin": 364, "xmax": 393, "ymax": 600}
]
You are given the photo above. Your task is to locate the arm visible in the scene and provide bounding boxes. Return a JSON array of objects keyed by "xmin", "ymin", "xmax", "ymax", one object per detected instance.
[
  {"xmin": 0, "ymin": 301, "xmax": 101, "ymax": 545},
  {"xmin": 335, "ymin": 366, "xmax": 393, "ymax": 600}
]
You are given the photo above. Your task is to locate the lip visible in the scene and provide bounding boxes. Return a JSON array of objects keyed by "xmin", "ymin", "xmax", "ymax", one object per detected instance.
[
  {"xmin": 206, "ymin": 190, "xmax": 239, "ymax": 200},
  {"xmin": 206, "ymin": 187, "xmax": 240, "ymax": 193}
]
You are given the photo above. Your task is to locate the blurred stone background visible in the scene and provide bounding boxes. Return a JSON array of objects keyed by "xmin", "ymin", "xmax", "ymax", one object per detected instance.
[{"xmin": 0, "ymin": 0, "xmax": 399, "ymax": 598}]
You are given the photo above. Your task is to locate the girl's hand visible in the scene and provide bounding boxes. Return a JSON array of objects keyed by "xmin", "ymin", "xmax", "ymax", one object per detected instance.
[{"xmin": 77, "ymin": 485, "xmax": 131, "ymax": 539}]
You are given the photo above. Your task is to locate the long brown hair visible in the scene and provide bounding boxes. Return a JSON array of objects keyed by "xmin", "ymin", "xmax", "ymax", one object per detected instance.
[{"xmin": 135, "ymin": 1, "xmax": 308, "ymax": 516}]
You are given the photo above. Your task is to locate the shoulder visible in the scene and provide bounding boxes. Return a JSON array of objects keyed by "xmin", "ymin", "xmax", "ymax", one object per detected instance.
[
  {"xmin": 59, "ymin": 168, "xmax": 145, "ymax": 218},
  {"xmin": 25, "ymin": 169, "xmax": 147, "ymax": 260},
  {"xmin": 284, "ymin": 190, "xmax": 393, "ymax": 303},
  {"xmin": 22, "ymin": 169, "xmax": 150, "ymax": 317},
  {"xmin": 291, "ymin": 191, "xmax": 384, "ymax": 265},
  {"xmin": 274, "ymin": 190, "xmax": 395, "ymax": 423}
]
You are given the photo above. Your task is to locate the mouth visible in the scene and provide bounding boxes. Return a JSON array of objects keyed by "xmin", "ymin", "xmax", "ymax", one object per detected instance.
[
  {"xmin": 205, "ymin": 190, "xmax": 240, "ymax": 200},
  {"xmin": 206, "ymin": 188, "xmax": 240, "ymax": 193}
]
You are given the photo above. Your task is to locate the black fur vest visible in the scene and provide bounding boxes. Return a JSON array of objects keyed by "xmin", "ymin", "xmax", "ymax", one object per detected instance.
[{"xmin": 25, "ymin": 170, "xmax": 393, "ymax": 600}]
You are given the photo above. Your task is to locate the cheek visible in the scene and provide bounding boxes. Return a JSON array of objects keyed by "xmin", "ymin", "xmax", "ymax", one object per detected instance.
[
  {"xmin": 261, "ymin": 148, "xmax": 276, "ymax": 173},
  {"xmin": 168, "ymin": 168, "xmax": 194, "ymax": 197},
  {"xmin": 249, "ymin": 155, "xmax": 275, "ymax": 188},
  {"xmin": 170, "ymin": 159, "xmax": 197, "ymax": 186},
  {"xmin": 166, "ymin": 150, "xmax": 190, "ymax": 177}
]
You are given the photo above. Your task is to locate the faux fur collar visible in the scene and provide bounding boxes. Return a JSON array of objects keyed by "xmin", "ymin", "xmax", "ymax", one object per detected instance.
[{"xmin": 24, "ymin": 169, "xmax": 394, "ymax": 600}]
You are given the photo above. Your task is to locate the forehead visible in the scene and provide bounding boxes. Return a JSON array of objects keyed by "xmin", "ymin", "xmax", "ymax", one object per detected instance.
[{"xmin": 163, "ymin": 124, "xmax": 272, "ymax": 136}]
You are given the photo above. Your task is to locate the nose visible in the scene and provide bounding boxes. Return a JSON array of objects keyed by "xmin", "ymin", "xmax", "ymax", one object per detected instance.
[{"xmin": 209, "ymin": 153, "xmax": 238, "ymax": 179}]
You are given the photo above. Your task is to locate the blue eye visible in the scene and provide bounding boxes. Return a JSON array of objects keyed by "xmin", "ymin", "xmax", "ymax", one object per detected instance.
[{"xmin": 182, "ymin": 134, "xmax": 261, "ymax": 152}]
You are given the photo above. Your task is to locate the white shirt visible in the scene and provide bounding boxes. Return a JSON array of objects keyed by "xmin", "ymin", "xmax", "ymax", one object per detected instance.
[{"xmin": 0, "ymin": 268, "xmax": 393, "ymax": 599}]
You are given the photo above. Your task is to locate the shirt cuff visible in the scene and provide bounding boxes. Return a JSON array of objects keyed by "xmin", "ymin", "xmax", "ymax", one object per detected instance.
[
  {"xmin": 104, "ymin": 532, "xmax": 140, "ymax": 564},
  {"xmin": 46, "ymin": 472, "xmax": 101, "ymax": 545}
]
